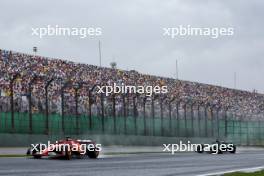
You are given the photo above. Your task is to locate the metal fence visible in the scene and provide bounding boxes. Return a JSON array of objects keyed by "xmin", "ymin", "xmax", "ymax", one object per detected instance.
[{"xmin": 1, "ymin": 74, "xmax": 264, "ymax": 146}]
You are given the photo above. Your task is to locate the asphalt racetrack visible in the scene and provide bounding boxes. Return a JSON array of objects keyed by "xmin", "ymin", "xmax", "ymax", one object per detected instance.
[{"xmin": 1, "ymin": 151, "xmax": 264, "ymax": 176}]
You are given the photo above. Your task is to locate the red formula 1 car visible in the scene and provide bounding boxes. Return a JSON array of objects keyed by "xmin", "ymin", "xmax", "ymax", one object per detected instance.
[{"xmin": 26, "ymin": 137, "xmax": 100, "ymax": 159}]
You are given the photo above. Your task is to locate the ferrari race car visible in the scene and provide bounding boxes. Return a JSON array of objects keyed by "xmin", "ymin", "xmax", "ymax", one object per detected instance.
[
  {"xmin": 27, "ymin": 137, "xmax": 100, "ymax": 159},
  {"xmin": 196, "ymin": 140, "xmax": 236, "ymax": 154}
]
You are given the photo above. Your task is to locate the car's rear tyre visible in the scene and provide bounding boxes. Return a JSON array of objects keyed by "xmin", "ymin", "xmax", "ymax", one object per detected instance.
[
  {"xmin": 230, "ymin": 145, "xmax": 236, "ymax": 154},
  {"xmin": 87, "ymin": 150, "xmax": 99, "ymax": 159},
  {"xmin": 65, "ymin": 147, "xmax": 72, "ymax": 160},
  {"xmin": 31, "ymin": 144, "xmax": 42, "ymax": 159},
  {"xmin": 196, "ymin": 145, "xmax": 204, "ymax": 153}
]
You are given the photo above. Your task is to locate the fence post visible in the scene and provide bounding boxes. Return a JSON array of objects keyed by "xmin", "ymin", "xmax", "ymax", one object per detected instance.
[
  {"xmin": 151, "ymin": 96, "xmax": 155, "ymax": 136},
  {"xmin": 10, "ymin": 80, "xmax": 14, "ymax": 131},
  {"xmin": 239, "ymin": 116, "xmax": 242, "ymax": 145},
  {"xmin": 210, "ymin": 106, "xmax": 214, "ymax": 137},
  {"xmin": 88, "ymin": 90, "xmax": 92, "ymax": 130},
  {"xmin": 160, "ymin": 98, "xmax": 163, "ymax": 136},
  {"xmin": 60, "ymin": 81, "xmax": 72, "ymax": 135},
  {"xmin": 216, "ymin": 108, "xmax": 220, "ymax": 139},
  {"xmin": 61, "ymin": 83, "xmax": 66, "ymax": 134},
  {"xmin": 112, "ymin": 94, "xmax": 116, "ymax": 134},
  {"xmin": 168, "ymin": 101, "xmax": 172, "ymax": 136},
  {"xmin": 123, "ymin": 95, "xmax": 127, "ymax": 134},
  {"xmin": 44, "ymin": 78, "xmax": 54, "ymax": 135},
  {"xmin": 87, "ymin": 85, "xmax": 97, "ymax": 130},
  {"xmin": 258, "ymin": 116, "xmax": 261, "ymax": 145},
  {"xmin": 183, "ymin": 103, "xmax": 187, "ymax": 136},
  {"xmin": 191, "ymin": 103, "xmax": 194, "ymax": 137},
  {"xmin": 127, "ymin": 95, "xmax": 130, "ymax": 117},
  {"xmin": 231, "ymin": 111, "xmax": 235, "ymax": 141},
  {"xmin": 232, "ymin": 112, "xmax": 235, "ymax": 141},
  {"xmin": 169, "ymin": 97, "xmax": 175, "ymax": 136},
  {"xmin": 198, "ymin": 105, "xmax": 201, "ymax": 137},
  {"xmin": 61, "ymin": 90, "xmax": 64, "ymax": 134},
  {"xmin": 246, "ymin": 117, "xmax": 249, "ymax": 146},
  {"xmin": 28, "ymin": 75, "xmax": 37, "ymax": 134},
  {"xmin": 133, "ymin": 95, "xmax": 137, "ymax": 135},
  {"xmin": 204, "ymin": 105, "xmax": 208, "ymax": 137},
  {"xmin": 224, "ymin": 108, "xmax": 228, "ymax": 138},
  {"xmin": 100, "ymin": 93, "xmax": 105, "ymax": 133},
  {"xmin": 261, "ymin": 114, "xmax": 264, "ymax": 145},
  {"xmin": 74, "ymin": 85, "xmax": 80, "ymax": 135},
  {"xmin": 143, "ymin": 97, "xmax": 147, "ymax": 135},
  {"xmin": 176, "ymin": 101, "xmax": 180, "ymax": 136},
  {"xmin": 28, "ymin": 84, "xmax": 32, "ymax": 133},
  {"xmin": 9, "ymin": 73, "xmax": 19, "ymax": 132},
  {"xmin": 160, "ymin": 97, "xmax": 164, "ymax": 136}
]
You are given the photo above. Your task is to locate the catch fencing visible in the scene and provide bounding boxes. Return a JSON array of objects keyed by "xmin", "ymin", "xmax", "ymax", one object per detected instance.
[{"xmin": 0, "ymin": 74, "xmax": 263, "ymax": 146}]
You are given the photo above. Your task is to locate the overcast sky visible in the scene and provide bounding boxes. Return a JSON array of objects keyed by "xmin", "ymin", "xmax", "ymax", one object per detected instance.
[{"xmin": 0, "ymin": 0, "xmax": 263, "ymax": 93}]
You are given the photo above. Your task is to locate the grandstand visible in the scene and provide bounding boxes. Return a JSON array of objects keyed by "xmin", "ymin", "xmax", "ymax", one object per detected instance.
[{"xmin": 0, "ymin": 49, "xmax": 264, "ymax": 145}]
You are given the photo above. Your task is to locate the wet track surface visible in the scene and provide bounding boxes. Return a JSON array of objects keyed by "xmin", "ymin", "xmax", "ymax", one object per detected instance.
[{"xmin": 1, "ymin": 151, "xmax": 264, "ymax": 176}]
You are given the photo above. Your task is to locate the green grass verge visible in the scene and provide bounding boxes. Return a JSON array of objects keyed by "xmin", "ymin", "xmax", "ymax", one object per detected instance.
[
  {"xmin": 0, "ymin": 154, "xmax": 27, "ymax": 157},
  {"xmin": 224, "ymin": 170, "xmax": 264, "ymax": 176}
]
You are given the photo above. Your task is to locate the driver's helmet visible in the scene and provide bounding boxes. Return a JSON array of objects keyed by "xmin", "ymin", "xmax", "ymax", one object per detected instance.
[{"xmin": 66, "ymin": 137, "xmax": 72, "ymax": 141}]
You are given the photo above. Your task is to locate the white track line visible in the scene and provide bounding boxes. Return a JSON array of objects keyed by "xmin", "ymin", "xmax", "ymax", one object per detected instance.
[{"xmin": 197, "ymin": 166, "xmax": 264, "ymax": 176}]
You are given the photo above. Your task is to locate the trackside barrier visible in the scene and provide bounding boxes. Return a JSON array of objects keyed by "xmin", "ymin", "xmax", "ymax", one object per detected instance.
[{"xmin": 0, "ymin": 112, "xmax": 263, "ymax": 145}]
